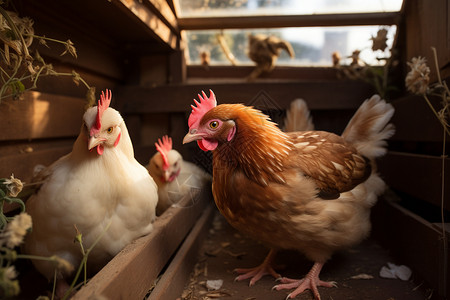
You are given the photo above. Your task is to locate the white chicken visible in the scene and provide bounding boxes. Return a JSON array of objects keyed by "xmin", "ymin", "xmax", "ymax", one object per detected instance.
[
  {"xmin": 147, "ymin": 135, "xmax": 211, "ymax": 215},
  {"xmin": 24, "ymin": 90, "xmax": 158, "ymax": 293}
]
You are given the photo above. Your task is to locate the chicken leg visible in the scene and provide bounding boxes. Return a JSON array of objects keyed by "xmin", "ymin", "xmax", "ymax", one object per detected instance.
[
  {"xmin": 234, "ymin": 249, "xmax": 281, "ymax": 285},
  {"xmin": 273, "ymin": 262, "xmax": 336, "ymax": 299}
]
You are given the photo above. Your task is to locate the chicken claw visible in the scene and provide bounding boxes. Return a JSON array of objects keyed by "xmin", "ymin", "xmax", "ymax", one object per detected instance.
[
  {"xmin": 234, "ymin": 249, "xmax": 281, "ymax": 286},
  {"xmin": 273, "ymin": 262, "xmax": 336, "ymax": 299}
]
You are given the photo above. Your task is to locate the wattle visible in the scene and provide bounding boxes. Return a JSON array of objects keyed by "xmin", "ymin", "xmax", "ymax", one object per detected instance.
[
  {"xmin": 96, "ymin": 145, "xmax": 104, "ymax": 155},
  {"xmin": 198, "ymin": 139, "xmax": 218, "ymax": 151}
]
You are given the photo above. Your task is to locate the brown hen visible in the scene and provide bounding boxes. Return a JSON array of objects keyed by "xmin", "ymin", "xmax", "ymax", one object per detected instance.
[{"xmin": 183, "ymin": 90, "xmax": 394, "ymax": 299}]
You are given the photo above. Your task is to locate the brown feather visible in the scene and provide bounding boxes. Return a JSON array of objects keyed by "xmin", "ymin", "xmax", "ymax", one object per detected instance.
[
  {"xmin": 287, "ymin": 131, "xmax": 371, "ymax": 199},
  {"xmin": 204, "ymin": 104, "xmax": 292, "ymax": 187},
  {"xmin": 207, "ymin": 105, "xmax": 371, "ymax": 200}
]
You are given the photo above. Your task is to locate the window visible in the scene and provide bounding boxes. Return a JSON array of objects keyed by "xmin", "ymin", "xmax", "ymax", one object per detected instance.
[
  {"xmin": 185, "ymin": 26, "xmax": 397, "ymax": 66},
  {"xmin": 177, "ymin": 0, "xmax": 402, "ymax": 17},
  {"xmin": 177, "ymin": 0, "xmax": 403, "ymax": 67}
]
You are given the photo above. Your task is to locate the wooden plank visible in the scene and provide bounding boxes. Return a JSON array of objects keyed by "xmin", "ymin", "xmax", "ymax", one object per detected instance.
[
  {"xmin": 0, "ymin": 140, "xmax": 74, "ymax": 182},
  {"xmin": 0, "ymin": 91, "xmax": 85, "ymax": 141},
  {"xmin": 146, "ymin": 0, "xmax": 179, "ymax": 31},
  {"xmin": 0, "ymin": 140, "xmax": 73, "ymax": 213},
  {"xmin": 372, "ymin": 195, "xmax": 449, "ymax": 298},
  {"xmin": 178, "ymin": 12, "xmax": 401, "ymax": 30},
  {"xmin": 403, "ymin": 0, "xmax": 450, "ymax": 83},
  {"xmin": 72, "ymin": 186, "xmax": 212, "ymax": 299},
  {"xmin": 19, "ymin": 0, "xmax": 178, "ymax": 55},
  {"xmin": 378, "ymin": 151, "xmax": 450, "ymax": 211},
  {"xmin": 187, "ymin": 66, "xmax": 342, "ymax": 81},
  {"xmin": 114, "ymin": 0, "xmax": 179, "ymax": 50},
  {"xmin": 26, "ymin": 62, "xmax": 119, "ymax": 100},
  {"xmin": 170, "ymin": 50, "xmax": 187, "ymax": 84},
  {"xmin": 116, "ymin": 80, "xmax": 375, "ymax": 113},
  {"xmin": 167, "ymin": 0, "xmax": 180, "ymax": 18},
  {"xmin": 148, "ymin": 204, "xmax": 214, "ymax": 300},
  {"xmin": 390, "ymin": 95, "xmax": 447, "ymax": 142},
  {"xmin": 18, "ymin": 0, "xmax": 127, "ymax": 80}
]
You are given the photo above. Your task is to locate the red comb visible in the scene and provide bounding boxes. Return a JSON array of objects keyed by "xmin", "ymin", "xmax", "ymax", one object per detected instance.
[
  {"xmin": 91, "ymin": 89, "xmax": 112, "ymax": 136},
  {"xmin": 155, "ymin": 135, "xmax": 172, "ymax": 170},
  {"xmin": 188, "ymin": 89, "xmax": 217, "ymax": 129}
]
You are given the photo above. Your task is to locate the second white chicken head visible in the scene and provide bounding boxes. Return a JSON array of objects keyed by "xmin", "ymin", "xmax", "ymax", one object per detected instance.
[
  {"xmin": 152, "ymin": 135, "xmax": 182, "ymax": 182},
  {"xmin": 83, "ymin": 89, "xmax": 124, "ymax": 155}
]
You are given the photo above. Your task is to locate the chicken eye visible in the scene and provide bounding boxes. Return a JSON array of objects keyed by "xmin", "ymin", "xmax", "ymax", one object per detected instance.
[
  {"xmin": 106, "ymin": 127, "xmax": 114, "ymax": 134},
  {"xmin": 209, "ymin": 121, "xmax": 219, "ymax": 129}
]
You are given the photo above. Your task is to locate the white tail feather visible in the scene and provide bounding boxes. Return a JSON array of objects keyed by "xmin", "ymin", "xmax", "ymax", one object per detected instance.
[
  {"xmin": 283, "ymin": 99, "xmax": 314, "ymax": 132},
  {"xmin": 342, "ymin": 95, "xmax": 395, "ymax": 159}
]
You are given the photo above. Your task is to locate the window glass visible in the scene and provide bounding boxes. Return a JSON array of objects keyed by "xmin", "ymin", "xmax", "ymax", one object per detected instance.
[
  {"xmin": 177, "ymin": 0, "xmax": 403, "ymax": 17},
  {"xmin": 185, "ymin": 26, "xmax": 396, "ymax": 66}
]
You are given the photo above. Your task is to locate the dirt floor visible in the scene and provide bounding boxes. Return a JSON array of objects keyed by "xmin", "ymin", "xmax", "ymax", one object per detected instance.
[{"xmin": 179, "ymin": 210, "xmax": 433, "ymax": 300}]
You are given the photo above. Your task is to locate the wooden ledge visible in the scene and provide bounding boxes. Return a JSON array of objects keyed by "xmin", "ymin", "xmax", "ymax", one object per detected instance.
[
  {"xmin": 372, "ymin": 194, "xmax": 449, "ymax": 298},
  {"xmin": 117, "ymin": 80, "xmax": 375, "ymax": 114},
  {"xmin": 148, "ymin": 204, "xmax": 215, "ymax": 299},
  {"xmin": 178, "ymin": 12, "xmax": 401, "ymax": 30},
  {"xmin": 72, "ymin": 185, "xmax": 213, "ymax": 299}
]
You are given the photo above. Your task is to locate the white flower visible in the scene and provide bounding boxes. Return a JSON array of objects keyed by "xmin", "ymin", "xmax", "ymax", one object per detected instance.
[
  {"xmin": 405, "ymin": 56, "xmax": 430, "ymax": 95},
  {"xmin": 0, "ymin": 212, "xmax": 32, "ymax": 248},
  {"xmin": 50, "ymin": 255, "xmax": 75, "ymax": 275},
  {"xmin": 3, "ymin": 266, "xmax": 18, "ymax": 280},
  {"xmin": 0, "ymin": 267, "xmax": 20, "ymax": 297},
  {"xmin": 3, "ymin": 174, "xmax": 24, "ymax": 198}
]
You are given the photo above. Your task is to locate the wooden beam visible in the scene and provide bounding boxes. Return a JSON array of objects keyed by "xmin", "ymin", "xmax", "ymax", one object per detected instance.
[
  {"xmin": 178, "ymin": 12, "xmax": 401, "ymax": 30},
  {"xmin": 116, "ymin": 80, "xmax": 375, "ymax": 113},
  {"xmin": 114, "ymin": 0, "xmax": 179, "ymax": 50},
  {"xmin": 18, "ymin": 0, "xmax": 125, "ymax": 79},
  {"xmin": 187, "ymin": 65, "xmax": 342, "ymax": 81},
  {"xmin": 378, "ymin": 151, "xmax": 450, "ymax": 211},
  {"xmin": 145, "ymin": 0, "xmax": 179, "ymax": 32},
  {"xmin": 0, "ymin": 92, "xmax": 85, "ymax": 141}
]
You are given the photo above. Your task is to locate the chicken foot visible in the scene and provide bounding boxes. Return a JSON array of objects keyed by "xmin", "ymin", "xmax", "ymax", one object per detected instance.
[
  {"xmin": 234, "ymin": 249, "xmax": 281, "ymax": 286},
  {"xmin": 273, "ymin": 262, "xmax": 336, "ymax": 299}
]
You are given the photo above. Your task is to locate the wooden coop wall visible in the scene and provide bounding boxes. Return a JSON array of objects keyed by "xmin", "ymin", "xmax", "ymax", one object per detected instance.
[
  {"xmin": 0, "ymin": 0, "xmax": 184, "ymax": 184},
  {"xmin": 0, "ymin": 0, "xmax": 449, "ymax": 299},
  {"xmin": 373, "ymin": 0, "xmax": 450, "ymax": 298},
  {"xmin": 0, "ymin": 1, "xmax": 209, "ymax": 298}
]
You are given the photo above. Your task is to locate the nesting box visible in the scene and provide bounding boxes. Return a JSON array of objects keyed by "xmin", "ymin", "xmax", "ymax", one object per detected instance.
[{"xmin": 0, "ymin": 0, "xmax": 448, "ymax": 299}]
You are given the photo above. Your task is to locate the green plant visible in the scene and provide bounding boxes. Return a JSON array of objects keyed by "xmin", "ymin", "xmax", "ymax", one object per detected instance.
[{"xmin": 0, "ymin": 175, "xmax": 25, "ymax": 230}]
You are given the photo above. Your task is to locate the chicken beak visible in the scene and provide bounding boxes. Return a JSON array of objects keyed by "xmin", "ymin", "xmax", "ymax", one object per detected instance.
[
  {"xmin": 183, "ymin": 130, "xmax": 203, "ymax": 144},
  {"xmin": 88, "ymin": 136, "xmax": 106, "ymax": 150},
  {"xmin": 163, "ymin": 170, "xmax": 171, "ymax": 182}
]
